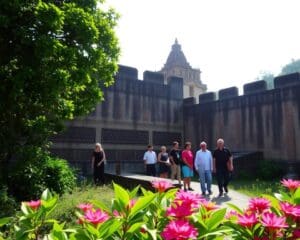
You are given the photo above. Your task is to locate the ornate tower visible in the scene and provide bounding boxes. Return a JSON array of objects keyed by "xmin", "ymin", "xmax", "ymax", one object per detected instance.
[{"xmin": 160, "ymin": 39, "xmax": 207, "ymax": 100}]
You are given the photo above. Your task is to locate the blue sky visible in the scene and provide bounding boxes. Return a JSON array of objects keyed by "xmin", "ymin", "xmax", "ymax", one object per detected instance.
[{"xmin": 105, "ymin": 0, "xmax": 300, "ymax": 92}]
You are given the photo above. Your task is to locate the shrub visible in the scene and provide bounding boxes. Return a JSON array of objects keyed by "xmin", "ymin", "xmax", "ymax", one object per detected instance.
[
  {"xmin": 9, "ymin": 146, "xmax": 76, "ymax": 201},
  {"xmin": 1, "ymin": 179, "xmax": 299, "ymax": 239},
  {"xmin": 256, "ymin": 160, "xmax": 284, "ymax": 180},
  {"xmin": 0, "ymin": 186, "xmax": 17, "ymax": 218}
]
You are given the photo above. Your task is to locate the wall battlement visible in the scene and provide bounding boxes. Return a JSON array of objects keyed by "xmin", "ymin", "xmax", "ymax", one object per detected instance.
[
  {"xmin": 183, "ymin": 72, "xmax": 300, "ymax": 162},
  {"xmin": 112, "ymin": 65, "xmax": 183, "ymax": 99},
  {"xmin": 184, "ymin": 72, "xmax": 300, "ymax": 107}
]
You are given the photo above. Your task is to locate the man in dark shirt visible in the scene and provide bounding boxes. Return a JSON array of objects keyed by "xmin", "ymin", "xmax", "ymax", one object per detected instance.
[
  {"xmin": 169, "ymin": 141, "xmax": 182, "ymax": 186},
  {"xmin": 213, "ymin": 138, "xmax": 233, "ymax": 197}
]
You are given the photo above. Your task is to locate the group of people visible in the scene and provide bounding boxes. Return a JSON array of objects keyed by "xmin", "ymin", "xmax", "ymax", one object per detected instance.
[
  {"xmin": 91, "ymin": 138, "xmax": 234, "ymax": 197},
  {"xmin": 143, "ymin": 138, "xmax": 233, "ymax": 197}
]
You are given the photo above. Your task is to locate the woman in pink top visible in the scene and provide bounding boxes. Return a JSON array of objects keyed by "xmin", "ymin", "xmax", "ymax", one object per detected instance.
[{"xmin": 181, "ymin": 141, "xmax": 194, "ymax": 191}]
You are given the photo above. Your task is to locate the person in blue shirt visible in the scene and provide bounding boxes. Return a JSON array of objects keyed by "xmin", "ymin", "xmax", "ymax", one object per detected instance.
[{"xmin": 195, "ymin": 141, "xmax": 213, "ymax": 195}]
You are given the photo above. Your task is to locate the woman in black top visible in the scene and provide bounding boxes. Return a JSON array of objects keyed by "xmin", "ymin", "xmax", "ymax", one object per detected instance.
[
  {"xmin": 158, "ymin": 146, "xmax": 170, "ymax": 178},
  {"xmin": 92, "ymin": 143, "xmax": 106, "ymax": 185}
]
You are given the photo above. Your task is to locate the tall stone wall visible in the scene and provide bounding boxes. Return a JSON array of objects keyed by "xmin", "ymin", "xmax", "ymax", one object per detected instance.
[
  {"xmin": 184, "ymin": 72, "xmax": 300, "ymax": 163},
  {"xmin": 51, "ymin": 65, "xmax": 184, "ymax": 174}
]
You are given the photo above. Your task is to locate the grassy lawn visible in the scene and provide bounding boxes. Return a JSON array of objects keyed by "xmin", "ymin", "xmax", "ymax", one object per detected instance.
[
  {"xmin": 229, "ymin": 178, "xmax": 283, "ymax": 197},
  {"xmin": 49, "ymin": 183, "xmax": 114, "ymax": 226}
]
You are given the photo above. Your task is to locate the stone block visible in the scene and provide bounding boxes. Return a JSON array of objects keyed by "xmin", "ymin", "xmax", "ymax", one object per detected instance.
[
  {"xmin": 219, "ymin": 87, "xmax": 239, "ymax": 99},
  {"xmin": 274, "ymin": 72, "xmax": 300, "ymax": 88},
  {"xmin": 199, "ymin": 92, "xmax": 216, "ymax": 103},
  {"xmin": 143, "ymin": 71, "xmax": 164, "ymax": 85},
  {"xmin": 153, "ymin": 131, "xmax": 182, "ymax": 146},
  {"xmin": 116, "ymin": 65, "xmax": 138, "ymax": 80},
  {"xmin": 183, "ymin": 97, "xmax": 196, "ymax": 105},
  {"xmin": 168, "ymin": 76, "xmax": 184, "ymax": 99},
  {"xmin": 101, "ymin": 128, "xmax": 149, "ymax": 145},
  {"xmin": 243, "ymin": 80, "xmax": 267, "ymax": 95}
]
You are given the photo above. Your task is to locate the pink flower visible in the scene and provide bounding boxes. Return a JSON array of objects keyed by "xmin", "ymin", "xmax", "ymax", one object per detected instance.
[
  {"xmin": 175, "ymin": 190, "xmax": 204, "ymax": 209},
  {"xmin": 128, "ymin": 199, "xmax": 137, "ymax": 209},
  {"xmin": 237, "ymin": 213, "xmax": 258, "ymax": 228},
  {"xmin": 200, "ymin": 200, "xmax": 218, "ymax": 212},
  {"xmin": 77, "ymin": 203, "xmax": 93, "ymax": 212},
  {"xmin": 152, "ymin": 180, "xmax": 173, "ymax": 193},
  {"xmin": 248, "ymin": 197, "xmax": 271, "ymax": 213},
  {"xmin": 292, "ymin": 229, "xmax": 300, "ymax": 238},
  {"xmin": 161, "ymin": 220, "xmax": 198, "ymax": 240},
  {"xmin": 225, "ymin": 210, "xmax": 238, "ymax": 219},
  {"xmin": 281, "ymin": 179, "xmax": 300, "ymax": 192},
  {"xmin": 26, "ymin": 200, "xmax": 41, "ymax": 210},
  {"xmin": 84, "ymin": 209, "xmax": 110, "ymax": 226},
  {"xmin": 261, "ymin": 212, "xmax": 288, "ymax": 230},
  {"xmin": 167, "ymin": 201, "xmax": 194, "ymax": 218},
  {"xmin": 280, "ymin": 202, "xmax": 300, "ymax": 218}
]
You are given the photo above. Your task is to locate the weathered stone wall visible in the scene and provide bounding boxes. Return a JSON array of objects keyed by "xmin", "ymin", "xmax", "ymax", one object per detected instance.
[
  {"xmin": 184, "ymin": 73, "xmax": 300, "ymax": 163},
  {"xmin": 51, "ymin": 65, "xmax": 184, "ymax": 174}
]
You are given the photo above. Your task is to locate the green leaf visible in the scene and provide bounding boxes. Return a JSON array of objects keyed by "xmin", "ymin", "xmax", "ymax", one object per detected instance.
[
  {"xmin": 275, "ymin": 190, "xmax": 291, "ymax": 202},
  {"xmin": 206, "ymin": 208, "xmax": 226, "ymax": 230},
  {"xmin": 113, "ymin": 182, "xmax": 129, "ymax": 207},
  {"xmin": 129, "ymin": 184, "xmax": 140, "ymax": 198},
  {"xmin": 20, "ymin": 203, "xmax": 30, "ymax": 216},
  {"xmin": 86, "ymin": 224, "xmax": 100, "ymax": 237},
  {"xmin": 126, "ymin": 222, "xmax": 144, "ymax": 234},
  {"xmin": 99, "ymin": 219, "xmax": 122, "ymax": 238},
  {"xmin": 41, "ymin": 189, "xmax": 52, "ymax": 201},
  {"xmin": 262, "ymin": 194, "xmax": 280, "ymax": 209},
  {"xmin": 90, "ymin": 199, "xmax": 111, "ymax": 213},
  {"xmin": 293, "ymin": 187, "xmax": 300, "ymax": 204},
  {"xmin": 0, "ymin": 217, "xmax": 11, "ymax": 227},
  {"xmin": 226, "ymin": 203, "xmax": 244, "ymax": 214},
  {"xmin": 129, "ymin": 193, "xmax": 156, "ymax": 219}
]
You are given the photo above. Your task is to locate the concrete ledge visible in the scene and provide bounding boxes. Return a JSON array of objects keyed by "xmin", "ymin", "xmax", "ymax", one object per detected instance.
[
  {"xmin": 274, "ymin": 72, "xmax": 300, "ymax": 88},
  {"xmin": 219, "ymin": 87, "xmax": 239, "ymax": 100},
  {"xmin": 143, "ymin": 71, "xmax": 164, "ymax": 84},
  {"xmin": 199, "ymin": 92, "xmax": 216, "ymax": 103},
  {"xmin": 116, "ymin": 65, "xmax": 138, "ymax": 79},
  {"xmin": 243, "ymin": 80, "xmax": 267, "ymax": 95},
  {"xmin": 104, "ymin": 172, "xmax": 180, "ymax": 191},
  {"xmin": 183, "ymin": 97, "xmax": 196, "ymax": 105}
]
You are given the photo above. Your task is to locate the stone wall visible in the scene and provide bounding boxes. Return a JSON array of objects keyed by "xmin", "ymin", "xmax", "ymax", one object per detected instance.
[
  {"xmin": 51, "ymin": 65, "xmax": 184, "ymax": 174},
  {"xmin": 184, "ymin": 72, "xmax": 300, "ymax": 163}
]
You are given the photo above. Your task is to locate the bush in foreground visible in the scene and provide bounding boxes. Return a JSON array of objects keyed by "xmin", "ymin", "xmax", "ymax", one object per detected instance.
[
  {"xmin": 9, "ymin": 147, "xmax": 76, "ymax": 201},
  {"xmin": 0, "ymin": 179, "xmax": 299, "ymax": 239}
]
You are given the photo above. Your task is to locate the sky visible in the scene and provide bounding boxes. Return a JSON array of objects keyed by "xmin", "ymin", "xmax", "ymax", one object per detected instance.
[{"xmin": 104, "ymin": 0, "xmax": 300, "ymax": 93}]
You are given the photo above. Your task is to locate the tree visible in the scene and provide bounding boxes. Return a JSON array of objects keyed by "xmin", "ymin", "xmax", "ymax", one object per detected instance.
[
  {"xmin": 256, "ymin": 71, "xmax": 275, "ymax": 89},
  {"xmin": 280, "ymin": 58, "xmax": 300, "ymax": 75},
  {"xmin": 0, "ymin": 0, "xmax": 120, "ymax": 181},
  {"xmin": 255, "ymin": 58, "xmax": 300, "ymax": 89}
]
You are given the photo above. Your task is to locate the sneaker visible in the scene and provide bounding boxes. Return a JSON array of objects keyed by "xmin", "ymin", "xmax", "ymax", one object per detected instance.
[
  {"xmin": 224, "ymin": 187, "xmax": 228, "ymax": 193},
  {"xmin": 208, "ymin": 191, "xmax": 213, "ymax": 195},
  {"xmin": 188, "ymin": 187, "xmax": 194, "ymax": 191},
  {"xmin": 218, "ymin": 192, "xmax": 223, "ymax": 198},
  {"xmin": 202, "ymin": 192, "xmax": 206, "ymax": 196}
]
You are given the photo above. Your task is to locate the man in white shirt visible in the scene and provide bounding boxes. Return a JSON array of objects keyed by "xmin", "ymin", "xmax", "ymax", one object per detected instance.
[
  {"xmin": 195, "ymin": 141, "xmax": 213, "ymax": 195},
  {"xmin": 143, "ymin": 145, "xmax": 157, "ymax": 176}
]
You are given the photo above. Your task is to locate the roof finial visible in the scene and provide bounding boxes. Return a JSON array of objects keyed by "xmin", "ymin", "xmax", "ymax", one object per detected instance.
[{"xmin": 175, "ymin": 38, "xmax": 178, "ymax": 44}]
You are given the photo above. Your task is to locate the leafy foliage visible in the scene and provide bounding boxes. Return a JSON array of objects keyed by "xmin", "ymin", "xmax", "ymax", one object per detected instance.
[
  {"xmin": 0, "ymin": 180, "xmax": 300, "ymax": 239},
  {"xmin": 0, "ymin": 0, "xmax": 120, "ymax": 181},
  {"xmin": 9, "ymin": 146, "xmax": 76, "ymax": 201}
]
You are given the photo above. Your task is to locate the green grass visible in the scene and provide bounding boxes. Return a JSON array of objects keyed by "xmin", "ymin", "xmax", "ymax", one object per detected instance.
[
  {"xmin": 229, "ymin": 178, "xmax": 283, "ymax": 197},
  {"xmin": 49, "ymin": 183, "xmax": 114, "ymax": 226}
]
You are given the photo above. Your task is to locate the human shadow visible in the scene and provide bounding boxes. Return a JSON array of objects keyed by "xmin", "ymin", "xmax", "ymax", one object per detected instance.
[{"xmin": 208, "ymin": 194, "xmax": 232, "ymax": 205}]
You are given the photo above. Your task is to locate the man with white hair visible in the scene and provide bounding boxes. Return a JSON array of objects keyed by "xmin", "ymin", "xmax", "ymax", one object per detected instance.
[
  {"xmin": 195, "ymin": 141, "xmax": 213, "ymax": 195},
  {"xmin": 213, "ymin": 138, "xmax": 233, "ymax": 197}
]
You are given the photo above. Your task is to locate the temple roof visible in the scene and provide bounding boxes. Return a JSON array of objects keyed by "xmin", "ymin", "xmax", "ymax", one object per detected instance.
[{"xmin": 162, "ymin": 39, "xmax": 191, "ymax": 69}]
